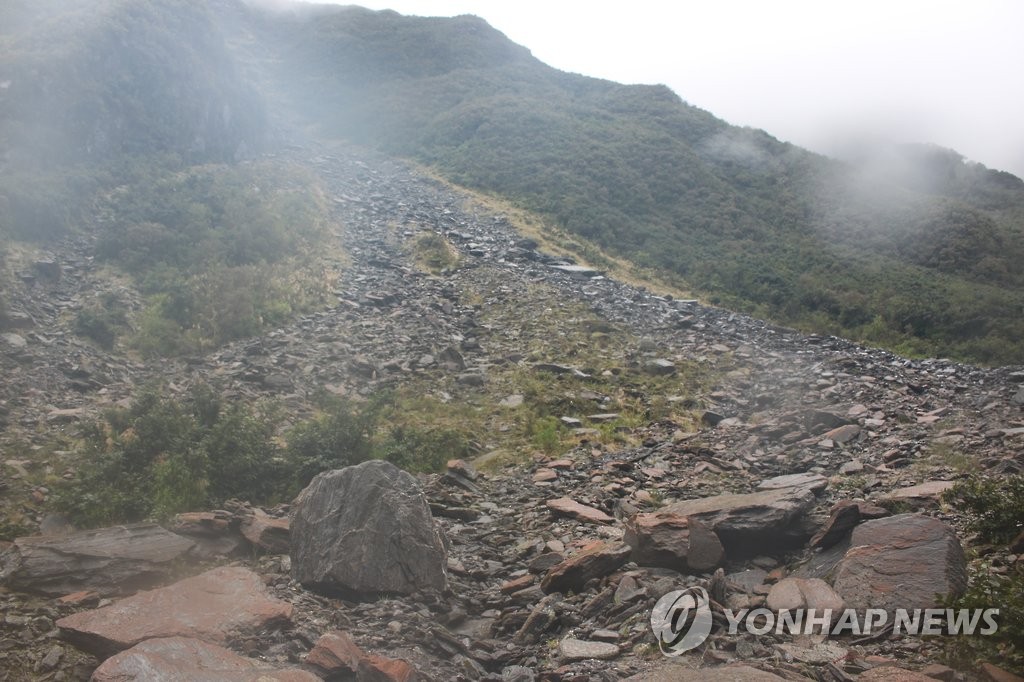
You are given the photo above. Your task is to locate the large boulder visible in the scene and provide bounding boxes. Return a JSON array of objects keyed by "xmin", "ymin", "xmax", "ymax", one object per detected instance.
[
  {"xmin": 656, "ymin": 486, "xmax": 818, "ymax": 556},
  {"xmin": 832, "ymin": 514, "xmax": 967, "ymax": 610},
  {"xmin": 56, "ymin": 566, "xmax": 292, "ymax": 657},
  {"xmin": 91, "ymin": 637, "xmax": 318, "ymax": 681},
  {"xmin": 290, "ymin": 460, "xmax": 447, "ymax": 597},
  {"xmin": 623, "ymin": 513, "xmax": 724, "ymax": 572},
  {"xmin": 0, "ymin": 524, "xmax": 194, "ymax": 597}
]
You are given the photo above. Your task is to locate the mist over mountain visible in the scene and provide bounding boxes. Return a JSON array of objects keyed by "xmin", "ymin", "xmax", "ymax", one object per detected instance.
[{"xmin": 2, "ymin": 0, "xmax": 1022, "ymax": 363}]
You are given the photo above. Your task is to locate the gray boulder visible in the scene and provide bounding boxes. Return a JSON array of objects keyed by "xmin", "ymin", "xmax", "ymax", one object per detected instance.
[
  {"xmin": 290, "ymin": 460, "xmax": 448, "ymax": 597},
  {"xmin": 657, "ymin": 485, "xmax": 817, "ymax": 556},
  {"xmin": 0, "ymin": 524, "xmax": 194, "ymax": 597}
]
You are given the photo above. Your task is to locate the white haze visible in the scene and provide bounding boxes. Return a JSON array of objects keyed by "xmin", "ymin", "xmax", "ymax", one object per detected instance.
[{"xmin": 309, "ymin": 0, "xmax": 1024, "ymax": 178}]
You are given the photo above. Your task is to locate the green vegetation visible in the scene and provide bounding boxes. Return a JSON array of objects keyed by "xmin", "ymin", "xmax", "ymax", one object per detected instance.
[
  {"xmin": 267, "ymin": 6, "xmax": 1024, "ymax": 364},
  {"xmin": 95, "ymin": 161, "xmax": 337, "ymax": 355},
  {"xmin": 942, "ymin": 474, "xmax": 1024, "ymax": 672},
  {"xmin": 409, "ymin": 232, "xmax": 461, "ymax": 274},
  {"xmin": 944, "ymin": 475, "xmax": 1024, "ymax": 544},
  {"xmin": 52, "ymin": 384, "xmax": 477, "ymax": 526}
]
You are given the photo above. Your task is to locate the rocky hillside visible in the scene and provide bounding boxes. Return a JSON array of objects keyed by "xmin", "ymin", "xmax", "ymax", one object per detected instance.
[
  {"xmin": 1, "ymin": 143, "xmax": 1022, "ymax": 680},
  {"xmin": 1, "ymin": 1, "xmax": 1023, "ymax": 679}
]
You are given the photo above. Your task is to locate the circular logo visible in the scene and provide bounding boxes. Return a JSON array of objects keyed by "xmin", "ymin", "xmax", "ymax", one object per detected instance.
[{"xmin": 650, "ymin": 586, "xmax": 713, "ymax": 656}]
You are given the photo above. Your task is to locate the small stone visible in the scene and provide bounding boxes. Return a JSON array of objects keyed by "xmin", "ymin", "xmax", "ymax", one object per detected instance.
[
  {"xmin": 545, "ymin": 497, "xmax": 614, "ymax": 524},
  {"xmin": 824, "ymin": 424, "xmax": 861, "ymax": 444},
  {"xmin": 559, "ymin": 637, "xmax": 620, "ymax": 661}
]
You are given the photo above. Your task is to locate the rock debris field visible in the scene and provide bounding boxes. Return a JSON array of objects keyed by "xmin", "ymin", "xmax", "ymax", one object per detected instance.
[{"xmin": 1, "ymin": 145, "xmax": 1023, "ymax": 681}]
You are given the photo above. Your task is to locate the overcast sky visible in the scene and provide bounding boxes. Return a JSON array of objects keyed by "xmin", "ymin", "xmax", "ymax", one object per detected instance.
[{"xmin": 339, "ymin": 0, "xmax": 1024, "ymax": 177}]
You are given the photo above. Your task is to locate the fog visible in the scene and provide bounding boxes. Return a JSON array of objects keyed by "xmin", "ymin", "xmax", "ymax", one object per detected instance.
[{"xmin": 338, "ymin": 0, "xmax": 1024, "ymax": 178}]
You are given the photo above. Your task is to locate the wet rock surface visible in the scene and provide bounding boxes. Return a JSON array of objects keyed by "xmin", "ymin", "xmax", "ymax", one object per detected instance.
[{"xmin": 1, "ymin": 143, "xmax": 1022, "ymax": 679}]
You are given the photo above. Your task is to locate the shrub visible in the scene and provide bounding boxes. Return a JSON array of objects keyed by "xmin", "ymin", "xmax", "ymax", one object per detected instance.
[
  {"xmin": 944, "ymin": 475, "xmax": 1024, "ymax": 544},
  {"xmin": 286, "ymin": 402, "xmax": 374, "ymax": 489},
  {"xmin": 376, "ymin": 425, "xmax": 471, "ymax": 473}
]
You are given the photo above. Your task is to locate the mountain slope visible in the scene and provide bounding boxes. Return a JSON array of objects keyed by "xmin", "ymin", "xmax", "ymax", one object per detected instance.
[
  {"xmin": 1, "ymin": 0, "xmax": 1023, "ymax": 364},
  {"xmin": 256, "ymin": 4, "xmax": 1024, "ymax": 364}
]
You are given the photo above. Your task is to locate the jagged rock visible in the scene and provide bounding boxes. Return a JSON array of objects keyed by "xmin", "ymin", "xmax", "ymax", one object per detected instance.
[
  {"xmin": 358, "ymin": 655, "xmax": 417, "ymax": 682},
  {"xmin": 809, "ymin": 501, "xmax": 861, "ymax": 549},
  {"xmin": 240, "ymin": 509, "xmax": 290, "ymax": 554},
  {"xmin": 623, "ymin": 512, "xmax": 724, "ymax": 572},
  {"xmin": 545, "ymin": 497, "xmax": 614, "ymax": 524},
  {"xmin": 305, "ymin": 629, "xmax": 414, "ymax": 681},
  {"xmin": 0, "ymin": 524, "xmax": 194, "ymax": 596},
  {"xmin": 558, "ymin": 637, "xmax": 619, "ymax": 661},
  {"xmin": 832, "ymin": 514, "xmax": 967, "ymax": 610},
  {"xmin": 91, "ymin": 637, "xmax": 318, "ymax": 681},
  {"xmin": 290, "ymin": 460, "xmax": 448, "ymax": 596},
  {"xmin": 1013, "ymin": 388, "xmax": 1024, "ymax": 406},
  {"xmin": 305, "ymin": 630, "xmax": 363, "ymax": 677},
  {"xmin": 540, "ymin": 541, "xmax": 631, "ymax": 594},
  {"xmin": 656, "ymin": 486, "xmax": 817, "ymax": 556},
  {"xmin": 56, "ymin": 566, "xmax": 292, "ymax": 657}
]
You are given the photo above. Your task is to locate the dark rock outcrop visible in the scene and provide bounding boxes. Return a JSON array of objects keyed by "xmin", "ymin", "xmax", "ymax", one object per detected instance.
[{"xmin": 290, "ymin": 460, "xmax": 448, "ymax": 597}]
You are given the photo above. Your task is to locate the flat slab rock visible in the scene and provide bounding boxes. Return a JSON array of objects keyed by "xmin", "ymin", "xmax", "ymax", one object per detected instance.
[
  {"xmin": 546, "ymin": 497, "xmax": 614, "ymax": 524},
  {"xmin": 56, "ymin": 566, "xmax": 292, "ymax": 657},
  {"xmin": 0, "ymin": 523, "xmax": 194, "ymax": 596},
  {"xmin": 624, "ymin": 664, "xmax": 789, "ymax": 681},
  {"xmin": 659, "ymin": 486, "xmax": 817, "ymax": 555},
  {"xmin": 559, "ymin": 637, "xmax": 620, "ymax": 661},
  {"xmin": 91, "ymin": 637, "xmax": 318, "ymax": 681},
  {"xmin": 832, "ymin": 514, "xmax": 967, "ymax": 611},
  {"xmin": 290, "ymin": 460, "xmax": 448, "ymax": 596}
]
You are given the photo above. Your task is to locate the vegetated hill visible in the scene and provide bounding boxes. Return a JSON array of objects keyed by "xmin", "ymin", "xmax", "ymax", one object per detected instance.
[
  {"xmin": 256, "ymin": 4, "xmax": 1024, "ymax": 365},
  {"xmin": 0, "ymin": 0, "xmax": 267, "ymax": 241},
  {"xmin": 1, "ymin": 0, "xmax": 1023, "ymax": 364}
]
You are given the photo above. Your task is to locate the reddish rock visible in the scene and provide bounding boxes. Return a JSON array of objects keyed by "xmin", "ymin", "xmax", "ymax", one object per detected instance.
[
  {"xmin": 91, "ymin": 637, "xmax": 317, "ymax": 681},
  {"xmin": 546, "ymin": 497, "xmax": 614, "ymax": 524},
  {"xmin": 541, "ymin": 541, "xmax": 631, "ymax": 594},
  {"xmin": 832, "ymin": 514, "xmax": 967, "ymax": 611},
  {"xmin": 500, "ymin": 574, "xmax": 536, "ymax": 594},
  {"xmin": 240, "ymin": 509, "xmax": 290, "ymax": 554},
  {"xmin": 358, "ymin": 654, "xmax": 417, "ymax": 682},
  {"xmin": 56, "ymin": 590, "xmax": 98, "ymax": 606},
  {"xmin": 56, "ymin": 566, "xmax": 292, "ymax": 657},
  {"xmin": 623, "ymin": 512, "xmax": 724, "ymax": 571},
  {"xmin": 824, "ymin": 424, "xmax": 861, "ymax": 444},
  {"xmin": 981, "ymin": 662, "xmax": 1024, "ymax": 682},
  {"xmin": 304, "ymin": 630, "xmax": 364, "ymax": 677}
]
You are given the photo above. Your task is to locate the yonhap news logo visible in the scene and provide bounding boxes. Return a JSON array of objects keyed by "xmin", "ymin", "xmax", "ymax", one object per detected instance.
[
  {"xmin": 650, "ymin": 587, "xmax": 714, "ymax": 655},
  {"xmin": 651, "ymin": 585, "xmax": 999, "ymax": 656}
]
